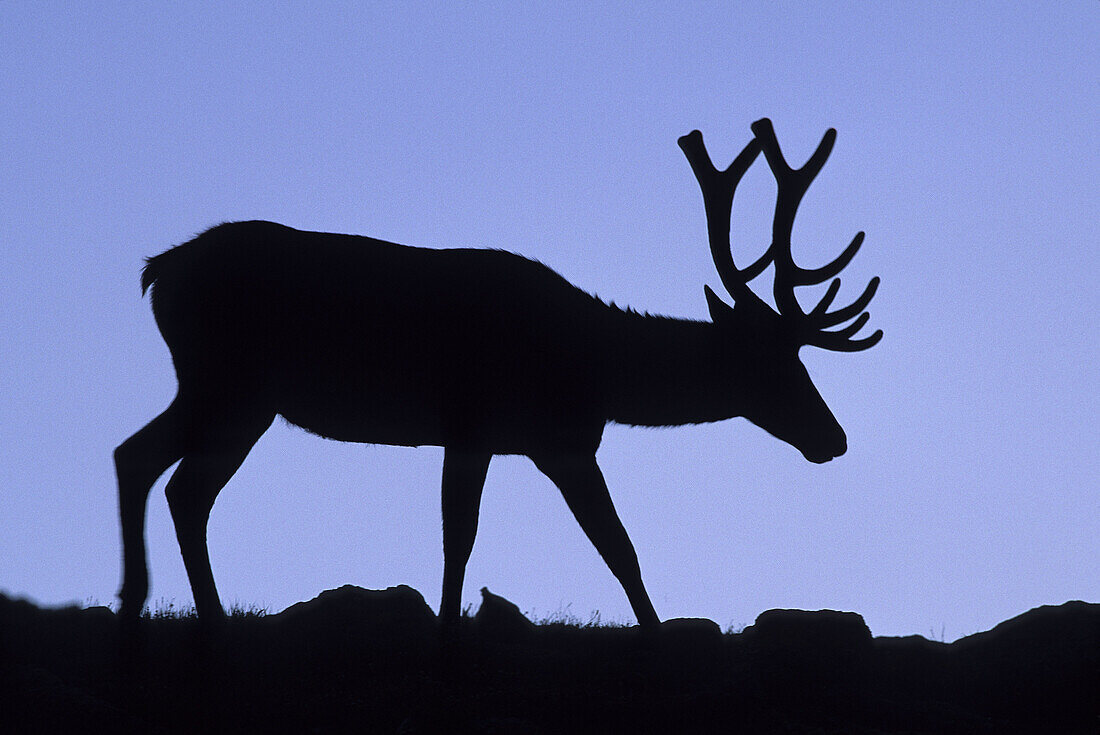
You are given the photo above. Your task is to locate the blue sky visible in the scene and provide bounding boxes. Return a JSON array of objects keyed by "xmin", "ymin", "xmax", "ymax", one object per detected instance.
[{"xmin": 1, "ymin": 3, "xmax": 1096, "ymax": 640}]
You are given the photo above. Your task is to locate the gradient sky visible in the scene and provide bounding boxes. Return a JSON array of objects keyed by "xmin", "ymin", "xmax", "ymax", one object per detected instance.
[{"xmin": 2, "ymin": 3, "xmax": 1096, "ymax": 640}]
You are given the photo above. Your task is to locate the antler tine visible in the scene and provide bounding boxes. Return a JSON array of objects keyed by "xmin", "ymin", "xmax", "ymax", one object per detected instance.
[
  {"xmin": 751, "ymin": 117, "xmax": 882, "ymax": 351},
  {"xmin": 809, "ymin": 276, "xmax": 880, "ymax": 329},
  {"xmin": 751, "ymin": 118, "xmax": 836, "ymax": 318},
  {"xmin": 751, "ymin": 118, "xmax": 836, "ymax": 200},
  {"xmin": 795, "ymin": 231, "xmax": 865, "ymax": 287},
  {"xmin": 807, "ymin": 278, "xmax": 843, "ymax": 319},
  {"xmin": 678, "ymin": 130, "xmax": 769, "ymax": 307},
  {"xmin": 808, "ymin": 325, "xmax": 884, "ymax": 353}
]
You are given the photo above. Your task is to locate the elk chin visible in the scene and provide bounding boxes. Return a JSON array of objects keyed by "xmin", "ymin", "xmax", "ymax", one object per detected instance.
[
  {"xmin": 802, "ymin": 450, "xmax": 836, "ymax": 464},
  {"xmin": 800, "ymin": 434, "xmax": 847, "ymax": 464}
]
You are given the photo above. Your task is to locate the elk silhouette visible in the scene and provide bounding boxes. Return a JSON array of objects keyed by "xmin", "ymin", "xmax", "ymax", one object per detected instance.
[{"xmin": 115, "ymin": 118, "xmax": 880, "ymax": 628}]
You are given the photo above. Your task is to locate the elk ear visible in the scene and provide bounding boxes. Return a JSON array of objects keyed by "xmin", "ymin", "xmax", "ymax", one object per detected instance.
[{"xmin": 704, "ymin": 285, "xmax": 736, "ymax": 324}]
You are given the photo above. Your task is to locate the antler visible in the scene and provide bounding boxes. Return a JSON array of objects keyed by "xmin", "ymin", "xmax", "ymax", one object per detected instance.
[
  {"xmin": 677, "ymin": 130, "xmax": 769, "ymax": 311},
  {"xmin": 751, "ymin": 118, "xmax": 882, "ymax": 352}
]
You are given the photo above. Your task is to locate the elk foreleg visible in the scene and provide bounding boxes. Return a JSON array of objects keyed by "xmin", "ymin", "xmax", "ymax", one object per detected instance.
[
  {"xmin": 439, "ymin": 448, "xmax": 491, "ymax": 627},
  {"xmin": 530, "ymin": 452, "xmax": 660, "ymax": 629},
  {"xmin": 115, "ymin": 400, "xmax": 185, "ymax": 623}
]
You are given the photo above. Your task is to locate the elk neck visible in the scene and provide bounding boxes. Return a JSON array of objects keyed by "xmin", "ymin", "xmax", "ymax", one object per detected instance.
[{"xmin": 601, "ymin": 308, "xmax": 741, "ymax": 428}]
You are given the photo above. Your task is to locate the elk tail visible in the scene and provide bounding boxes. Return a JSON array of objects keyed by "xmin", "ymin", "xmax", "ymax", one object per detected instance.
[
  {"xmin": 141, "ymin": 247, "xmax": 185, "ymax": 297},
  {"xmin": 140, "ymin": 255, "xmax": 161, "ymax": 296}
]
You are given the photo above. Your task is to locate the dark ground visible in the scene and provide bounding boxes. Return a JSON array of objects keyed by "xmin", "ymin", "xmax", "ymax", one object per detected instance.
[{"xmin": 1, "ymin": 585, "xmax": 1096, "ymax": 734}]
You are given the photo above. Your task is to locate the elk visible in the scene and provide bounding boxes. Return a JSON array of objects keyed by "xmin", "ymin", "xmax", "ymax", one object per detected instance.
[{"xmin": 115, "ymin": 118, "xmax": 880, "ymax": 629}]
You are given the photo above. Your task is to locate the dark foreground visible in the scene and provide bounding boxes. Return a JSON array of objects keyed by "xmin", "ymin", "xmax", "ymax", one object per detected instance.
[{"xmin": 1, "ymin": 586, "xmax": 1096, "ymax": 734}]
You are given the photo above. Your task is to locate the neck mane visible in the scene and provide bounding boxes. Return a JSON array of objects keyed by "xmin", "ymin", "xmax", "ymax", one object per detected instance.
[{"xmin": 600, "ymin": 307, "xmax": 738, "ymax": 427}]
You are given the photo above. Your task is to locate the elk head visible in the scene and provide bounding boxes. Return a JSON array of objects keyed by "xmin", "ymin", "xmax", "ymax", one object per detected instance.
[{"xmin": 679, "ymin": 118, "xmax": 881, "ymax": 463}]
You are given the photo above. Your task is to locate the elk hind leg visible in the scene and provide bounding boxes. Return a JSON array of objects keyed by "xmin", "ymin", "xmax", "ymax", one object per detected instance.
[
  {"xmin": 165, "ymin": 413, "xmax": 272, "ymax": 621},
  {"xmin": 439, "ymin": 448, "xmax": 491, "ymax": 628},
  {"xmin": 531, "ymin": 452, "xmax": 660, "ymax": 629},
  {"xmin": 115, "ymin": 399, "xmax": 186, "ymax": 622}
]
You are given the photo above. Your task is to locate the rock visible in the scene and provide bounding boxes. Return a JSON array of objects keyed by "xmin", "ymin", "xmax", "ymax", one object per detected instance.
[
  {"xmin": 271, "ymin": 584, "xmax": 437, "ymax": 644},
  {"xmin": 947, "ymin": 600, "xmax": 1100, "ymax": 721},
  {"xmin": 658, "ymin": 616, "xmax": 723, "ymax": 648},
  {"xmin": 741, "ymin": 608, "xmax": 873, "ymax": 709},
  {"xmin": 744, "ymin": 608, "xmax": 872, "ymax": 648},
  {"xmin": 474, "ymin": 587, "xmax": 535, "ymax": 640}
]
